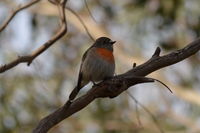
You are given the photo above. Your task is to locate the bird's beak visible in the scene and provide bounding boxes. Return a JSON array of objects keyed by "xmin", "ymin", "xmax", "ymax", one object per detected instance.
[{"xmin": 110, "ymin": 41, "xmax": 116, "ymax": 45}]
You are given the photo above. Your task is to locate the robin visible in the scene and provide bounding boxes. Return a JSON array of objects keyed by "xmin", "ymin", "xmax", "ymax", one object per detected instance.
[{"xmin": 69, "ymin": 37, "xmax": 116, "ymax": 101}]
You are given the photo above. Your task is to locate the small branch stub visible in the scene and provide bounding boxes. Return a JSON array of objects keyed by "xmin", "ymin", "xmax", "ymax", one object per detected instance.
[
  {"xmin": 133, "ymin": 62, "xmax": 137, "ymax": 68},
  {"xmin": 152, "ymin": 47, "xmax": 161, "ymax": 57}
]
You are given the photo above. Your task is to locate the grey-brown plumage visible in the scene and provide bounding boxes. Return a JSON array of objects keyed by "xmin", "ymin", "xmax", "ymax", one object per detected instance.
[{"xmin": 69, "ymin": 37, "xmax": 116, "ymax": 101}]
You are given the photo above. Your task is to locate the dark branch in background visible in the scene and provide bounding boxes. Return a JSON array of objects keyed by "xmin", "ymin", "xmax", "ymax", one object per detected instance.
[
  {"xmin": 33, "ymin": 37, "xmax": 200, "ymax": 133},
  {"xmin": 0, "ymin": 0, "xmax": 41, "ymax": 32},
  {"xmin": 126, "ymin": 91, "xmax": 165, "ymax": 133},
  {"xmin": 126, "ymin": 90, "xmax": 142, "ymax": 130},
  {"xmin": 133, "ymin": 93, "xmax": 142, "ymax": 126},
  {"xmin": 0, "ymin": 0, "xmax": 68, "ymax": 73},
  {"xmin": 84, "ymin": 0, "xmax": 97, "ymax": 23}
]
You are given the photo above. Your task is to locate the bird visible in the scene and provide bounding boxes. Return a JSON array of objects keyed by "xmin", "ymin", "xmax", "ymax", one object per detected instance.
[{"xmin": 69, "ymin": 37, "xmax": 116, "ymax": 101}]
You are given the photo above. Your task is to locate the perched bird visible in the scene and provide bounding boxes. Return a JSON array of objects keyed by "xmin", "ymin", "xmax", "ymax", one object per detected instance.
[{"xmin": 69, "ymin": 37, "xmax": 116, "ymax": 101}]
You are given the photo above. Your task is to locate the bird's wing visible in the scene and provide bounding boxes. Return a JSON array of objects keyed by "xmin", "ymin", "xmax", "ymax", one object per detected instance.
[
  {"xmin": 69, "ymin": 46, "xmax": 93, "ymax": 101},
  {"xmin": 77, "ymin": 45, "xmax": 92, "ymax": 88}
]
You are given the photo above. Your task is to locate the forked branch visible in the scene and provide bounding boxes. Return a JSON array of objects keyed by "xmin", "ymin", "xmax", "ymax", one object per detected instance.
[
  {"xmin": 0, "ymin": 0, "xmax": 41, "ymax": 32},
  {"xmin": 0, "ymin": 0, "xmax": 68, "ymax": 73}
]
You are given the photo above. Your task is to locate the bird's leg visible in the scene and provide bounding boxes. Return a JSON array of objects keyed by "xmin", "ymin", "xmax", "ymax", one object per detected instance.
[{"xmin": 91, "ymin": 79, "xmax": 98, "ymax": 86}]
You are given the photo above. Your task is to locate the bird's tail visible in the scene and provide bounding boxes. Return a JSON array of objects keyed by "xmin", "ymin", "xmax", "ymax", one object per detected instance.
[
  {"xmin": 63, "ymin": 86, "xmax": 81, "ymax": 109},
  {"xmin": 69, "ymin": 86, "xmax": 81, "ymax": 101}
]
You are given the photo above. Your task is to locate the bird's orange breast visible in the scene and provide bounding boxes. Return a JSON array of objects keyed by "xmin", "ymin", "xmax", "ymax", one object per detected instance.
[{"xmin": 96, "ymin": 48, "xmax": 114, "ymax": 63}]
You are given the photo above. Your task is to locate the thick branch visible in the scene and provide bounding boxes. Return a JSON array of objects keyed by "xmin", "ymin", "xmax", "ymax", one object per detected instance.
[
  {"xmin": 0, "ymin": 1, "xmax": 68, "ymax": 73},
  {"xmin": 33, "ymin": 76, "xmax": 154, "ymax": 133},
  {"xmin": 0, "ymin": 0, "xmax": 41, "ymax": 32},
  {"xmin": 33, "ymin": 37, "xmax": 200, "ymax": 133},
  {"xmin": 125, "ymin": 37, "xmax": 200, "ymax": 76}
]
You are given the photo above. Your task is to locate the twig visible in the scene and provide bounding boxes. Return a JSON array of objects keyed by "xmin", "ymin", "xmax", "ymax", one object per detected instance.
[
  {"xmin": 0, "ymin": 0, "xmax": 41, "ymax": 32},
  {"xmin": 66, "ymin": 7, "xmax": 95, "ymax": 41},
  {"xmin": 48, "ymin": 1, "xmax": 95, "ymax": 41},
  {"xmin": 84, "ymin": 0, "xmax": 97, "ymax": 23},
  {"xmin": 128, "ymin": 90, "xmax": 142, "ymax": 126},
  {"xmin": 135, "ymin": 100, "xmax": 142, "ymax": 126},
  {"xmin": 126, "ymin": 91, "xmax": 165, "ymax": 133},
  {"xmin": 152, "ymin": 47, "xmax": 161, "ymax": 57},
  {"xmin": 153, "ymin": 79, "xmax": 173, "ymax": 93},
  {"xmin": 125, "ymin": 75, "xmax": 173, "ymax": 94},
  {"xmin": 133, "ymin": 63, "xmax": 137, "ymax": 68}
]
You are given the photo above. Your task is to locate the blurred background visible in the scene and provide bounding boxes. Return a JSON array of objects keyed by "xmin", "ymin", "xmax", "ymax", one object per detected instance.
[{"xmin": 0, "ymin": 0, "xmax": 200, "ymax": 133}]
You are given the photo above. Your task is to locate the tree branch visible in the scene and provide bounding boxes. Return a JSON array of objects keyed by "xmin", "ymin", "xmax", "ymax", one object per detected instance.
[
  {"xmin": 33, "ymin": 37, "xmax": 200, "ymax": 133},
  {"xmin": 126, "ymin": 91, "xmax": 165, "ymax": 133},
  {"xmin": 0, "ymin": 0, "xmax": 68, "ymax": 73},
  {"xmin": 84, "ymin": 0, "xmax": 97, "ymax": 23},
  {"xmin": 66, "ymin": 7, "xmax": 95, "ymax": 42},
  {"xmin": 48, "ymin": 1, "xmax": 95, "ymax": 41},
  {"xmin": 0, "ymin": 0, "xmax": 41, "ymax": 32},
  {"xmin": 125, "ymin": 37, "xmax": 200, "ymax": 76}
]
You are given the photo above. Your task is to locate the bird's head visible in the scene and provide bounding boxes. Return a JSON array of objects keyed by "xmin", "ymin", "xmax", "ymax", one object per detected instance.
[{"xmin": 93, "ymin": 37, "xmax": 116, "ymax": 51}]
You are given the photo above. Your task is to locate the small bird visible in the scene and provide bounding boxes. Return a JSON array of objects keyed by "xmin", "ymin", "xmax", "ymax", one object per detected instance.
[{"xmin": 69, "ymin": 37, "xmax": 116, "ymax": 101}]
